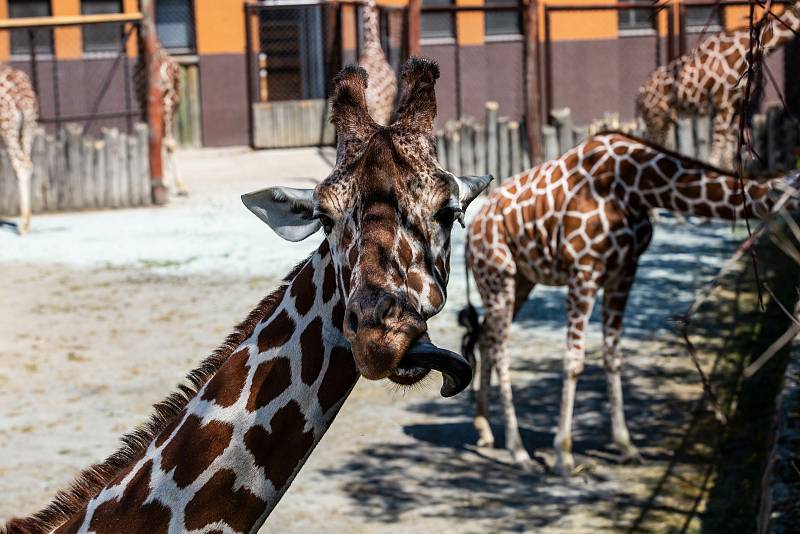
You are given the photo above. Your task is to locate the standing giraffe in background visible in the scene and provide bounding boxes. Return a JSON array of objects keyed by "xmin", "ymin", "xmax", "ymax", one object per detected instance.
[
  {"xmin": 1, "ymin": 59, "xmax": 488, "ymax": 534},
  {"xmin": 154, "ymin": 43, "xmax": 188, "ymax": 196},
  {"xmin": 636, "ymin": 2, "xmax": 800, "ymax": 169},
  {"xmin": 0, "ymin": 64, "xmax": 38, "ymax": 235},
  {"xmin": 461, "ymin": 132, "xmax": 800, "ymax": 475},
  {"xmin": 359, "ymin": 0, "xmax": 397, "ymax": 125}
]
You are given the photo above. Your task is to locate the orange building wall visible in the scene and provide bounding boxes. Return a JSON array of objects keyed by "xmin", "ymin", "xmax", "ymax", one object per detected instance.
[
  {"xmin": 0, "ymin": 1, "xmax": 8, "ymax": 61},
  {"xmin": 195, "ymin": 0, "xmax": 246, "ymax": 55}
]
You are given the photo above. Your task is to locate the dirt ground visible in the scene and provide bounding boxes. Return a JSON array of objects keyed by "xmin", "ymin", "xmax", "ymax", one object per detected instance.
[{"xmin": 0, "ymin": 146, "xmax": 749, "ymax": 532}]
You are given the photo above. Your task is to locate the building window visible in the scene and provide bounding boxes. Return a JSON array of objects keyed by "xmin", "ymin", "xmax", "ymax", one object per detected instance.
[
  {"xmin": 485, "ymin": 0, "xmax": 521, "ymax": 37},
  {"xmin": 421, "ymin": 0, "xmax": 454, "ymax": 40},
  {"xmin": 618, "ymin": 1, "xmax": 656, "ymax": 31},
  {"xmin": 156, "ymin": 0, "xmax": 197, "ymax": 54},
  {"xmin": 81, "ymin": 0, "xmax": 124, "ymax": 54},
  {"xmin": 685, "ymin": 6, "xmax": 722, "ymax": 30},
  {"xmin": 9, "ymin": 0, "xmax": 54, "ymax": 56}
]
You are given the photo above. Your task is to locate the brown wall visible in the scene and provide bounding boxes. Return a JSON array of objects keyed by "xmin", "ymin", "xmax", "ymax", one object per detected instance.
[{"xmin": 198, "ymin": 54, "xmax": 249, "ymax": 147}]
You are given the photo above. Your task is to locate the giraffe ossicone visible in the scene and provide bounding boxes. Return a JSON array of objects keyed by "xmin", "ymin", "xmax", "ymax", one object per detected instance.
[
  {"xmin": 463, "ymin": 131, "xmax": 800, "ymax": 476},
  {"xmin": 1, "ymin": 57, "xmax": 490, "ymax": 534}
]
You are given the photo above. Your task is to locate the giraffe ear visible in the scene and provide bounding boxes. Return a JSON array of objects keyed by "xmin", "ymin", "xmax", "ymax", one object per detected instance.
[
  {"xmin": 454, "ymin": 174, "xmax": 493, "ymax": 210},
  {"xmin": 391, "ymin": 57, "xmax": 439, "ymax": 132},
  {"xmin": 331, "ymin": 65, "xmax": 377, "ymax": 142},
  {"xmin": 241, "ymin": 187, "xmax": 321, "ymax": 242}
]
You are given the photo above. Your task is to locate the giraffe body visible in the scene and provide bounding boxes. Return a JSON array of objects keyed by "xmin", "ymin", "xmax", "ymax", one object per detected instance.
[
  {"xmin": 636, "ymin": 2, "xmax": 800, "ymax": 169},
  {"xmin": 465, "ymin": 132, "xmax": 800, "ymax": 474},
  {"xmin": 2, "ymin": 58, "xmax": 490, "ymax": 533},
  {"xmin": 358, "ymin": 0, "xmax": 397, "ymax": 125},
  {"xmin": 0, "ymin": 64, "xmax": 39, "ymax": 235},
  {"xmin": 154, "ymin": 44, "xmax": 187, "ymax": 196}
]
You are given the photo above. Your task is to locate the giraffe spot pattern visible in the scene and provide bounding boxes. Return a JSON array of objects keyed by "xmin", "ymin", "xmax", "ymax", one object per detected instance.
[
  {"xmin": 160, "ymin": 416, "xmax": 233, "ymax": 488},
  {"xmin": 243, "ymin": 401, "xmax": 314, "ymax": 489},
  {"xmin": 291, "ymin": 262, "xmax": 317, "ymax": 316},
  {"xmin": 322, "ymin": 261, "xmax": 337, "ymax": 302},
  {"xmin": 183, "ymin": 469, "xmax": 266, "ymax": 532},
  {"xmin": 200, "ymin": 348, "xmax": 251, "ymax": 407},
  {"xmin": 247, "ymin": 357, "xmax": 292, "ymax": 412},
  {"xmin": 89, "ymin": 460, "xmax": 170, "ymax": 534},
  {"xmin": 300, "ymin": 317, "xmax": 324, "ymax": 384},
  {"xmin": 318, "ymin": 346, "xmax": 358, "ymax": 413},
  {"xmin": 257, "ymin": 310, "xmax": 294, "ymax": 353}
]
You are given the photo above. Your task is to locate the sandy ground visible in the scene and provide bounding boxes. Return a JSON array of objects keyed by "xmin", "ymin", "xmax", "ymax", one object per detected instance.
[{"xmin": 0, "ymin": 146, "xmax": 747, "ymax": 532}]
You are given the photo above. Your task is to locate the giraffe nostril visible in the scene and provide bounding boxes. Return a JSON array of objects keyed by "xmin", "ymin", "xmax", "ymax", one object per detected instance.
[{"xmin": 375, "ymin": 294, "xmax": 397, "ymax": 324}]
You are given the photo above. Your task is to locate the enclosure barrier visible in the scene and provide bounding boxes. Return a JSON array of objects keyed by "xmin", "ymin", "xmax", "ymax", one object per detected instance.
[
  {"xmin": 436, "ymin": 102, "xmax": 800, "ymax": 183},
  {"xmin": 0, "ymin": 123, "xmax": 151, "ymax": 216}
]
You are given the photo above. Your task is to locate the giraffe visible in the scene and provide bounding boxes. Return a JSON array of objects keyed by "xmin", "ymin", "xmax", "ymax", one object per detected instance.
[
  {"xmin": 1, "ymin": 58, "xmax": 490, "ymax": 534},
  {"xmin": 358, "ymin": 0, "xmax": 397, "ymax": 125},
  {"xmin": 636, "ymin": 1, "xmax": 800, "ymax": 169},
  {"xmin": 153, "ymin": 43, "xmax": 188, "ymax": 196},
  {"xmin": 461, "ymin": 131, "xmax": 800, "ymax": 475},
  {"xmin": 0, "ymin": 63, "xmax": 38, "ymax": 235}
]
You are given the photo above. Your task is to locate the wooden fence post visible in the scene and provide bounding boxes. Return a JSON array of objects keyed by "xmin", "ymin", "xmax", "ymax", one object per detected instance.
[
  {"xmin": 676, "ymin": 117, "xmax": 694, "ymax": 158},
  {"xmin": 498, "ymin": 117, "xmax": 510, "ymax": 181},
  {"xmin": 486, "ymin": 102, "xmax": 498, "ymax": 183},
  {"xmin": 524, "ymin": 0, "xmax": 543, "ymax": 164},
  {"xmin": 446, "ymin": 121, "xmax": 462, "ymax": 176},
  {"xmin": 30, "ymin": 129, "xmax": 46, "ymax": 213},
  {"xmin": 551, "ymin": 107, "xmax": 572, "ymax": 154},
  {"xmin": 65, "ymin": 124, "xmax": 83, "ymax": 210},
  {"xmin": 474, "ymin": 123, "xmax": 486, "ymax": 175},
  {"xmin": 509, "ymin": 121, "xmax": 521, "ymax": 175},
  {"xmin": 436, "ymin": 130, "xmax": 447, "ymax": 168},
  {"xmin": 407, "ymin": 0, "xmax": 421, "ymax": 57},
  {"xmin": 695, "ymin": 116, "xmax": 711, "ymax": 162},
  {"xmin": 542, "ymin": 124, "xmax": 558, "ymax": 161},
  {"xmin": 461, "ymin": 118, "xmax": 475, "ymax": 175}
]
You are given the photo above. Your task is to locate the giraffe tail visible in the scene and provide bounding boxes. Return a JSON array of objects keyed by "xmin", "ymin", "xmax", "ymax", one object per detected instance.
[{"xmin": 458, "ymin": 241, "xmax": 481, "ymax": 371}]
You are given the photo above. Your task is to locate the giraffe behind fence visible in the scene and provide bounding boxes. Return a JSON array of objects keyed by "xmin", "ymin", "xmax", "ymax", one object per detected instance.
[
  {"xmin": 636, "ymin": 1, "xmax": 800, "ymax": 169},
  {"xmin": 0, "ymin": 63, "xmax": 39, "ymax": 235},
  {"xmin": 462, "ymin": 131, "xmax": 800, "ymax": 475},
  {"xmin": 358, "ymin": 0, "xmax": 397, "ymax": 125}
]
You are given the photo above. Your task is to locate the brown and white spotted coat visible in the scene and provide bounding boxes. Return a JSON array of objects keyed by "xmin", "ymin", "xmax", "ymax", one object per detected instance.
[
  {"xmin": 154, "ymin": 43, "xmax": 187, "ymax": 195},
  {"xmin": 2, "ymin": 58, "xmax": 490, "ymax": 534},
  {"xmin": 465, "ymin": 132, "xmax": 800, "ymax": 475},
  {"xmin": 359, "ymin": 0, "xmax": 397, "ymax": 125},
  {"xmin": 0, "ymin": 63, "xmax": 39, "ymax": 235},
  {"xmin": 636, "ymin": 2, "xmax": 800, "ymax": 169}
]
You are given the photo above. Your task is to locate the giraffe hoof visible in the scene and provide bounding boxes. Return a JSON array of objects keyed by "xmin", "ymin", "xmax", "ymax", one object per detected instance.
[
  {"xmin": 476, "ymin": 437, "xmax": 494, "ymax": 448},
  {"xmin": 620, "ymin": 449, "xmax": 644, "ymax": 465},
  {"xmin": 176, "ymin": 189, "xmax": 189, "ymax": 197}
]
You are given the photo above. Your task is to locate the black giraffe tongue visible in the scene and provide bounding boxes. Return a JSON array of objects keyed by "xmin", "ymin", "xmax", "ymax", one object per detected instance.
[{"xmin": 400, "ymin": 340, "xmax": 473, "ymax": 398}]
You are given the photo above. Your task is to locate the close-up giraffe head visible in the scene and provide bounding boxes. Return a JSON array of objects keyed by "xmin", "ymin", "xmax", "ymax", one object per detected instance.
[{"xmin": 242, "ymin": 58, "xmax": 490, "ymax": 396}]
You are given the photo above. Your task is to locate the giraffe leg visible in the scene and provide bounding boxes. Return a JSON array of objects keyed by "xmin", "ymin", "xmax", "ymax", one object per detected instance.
[
  {"xmin": 602, "ymin": 271, "xmax": 642, "ymax": 464},
  {"xmin": 6, "ymin": 113, "xmax": 33, "ymax": 235},
  {"xmin": 474, "ymin": 326, "xmax": 495, "ymax": 449},
  {"xmin": 553, "ymin": 274, "xmax": 598, "ymax": 476},
  {"xmin": 165, "ymin": 139, "xmax": 188, "ymax": 196}
]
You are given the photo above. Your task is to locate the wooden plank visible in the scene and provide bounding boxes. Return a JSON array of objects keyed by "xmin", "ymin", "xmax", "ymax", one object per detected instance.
[
  {"xmin": 485, "ymin": 102, "xmax": 498, "ymax": 187},
  {"xmin": 0, "ymin": 12, "xmax": 142, "ymax": 29},
  {"xmin": 104, "ymin": 128, "xmax": 121, "ymax": 208},
  {"xmin": 551, "ymin": 107, "xmax": 573, "ymax": 154},
  {"xmin": 572, "ymin": 125, "xmax": 589, "ymax": 146},
  {"xmin": 30, "ymin": 129, "xmax": 47, "ymax": 213},
  {"xmin": 93, "ymin": 140, "xmax": 106, "ymax": 208},
  {"xmin": 474, "ymin": 124, "xmax": 486, "ymax": 175},
  {"xmin": 178, "ymin": 65, "xmax": 191, "ymax": 146},
  {"xmin": 460, "ymin": 118, "xmax": 475, "ymax": 176},
  {"xmin": 509, "ymin": 121, "xmax": 521, "ymax": 175},
  {"xmin": 128, "ymin": 134, "xmax": 140, "ymax": 205},
  {"xmin": 445, "ymin": 121, "xmax": 461, "ymax": 176},
  {"xmin": 82, "ymin": 139, "xmax": 95, "ymax": 209},
  {"xmin": 53, "ymin": 138, "xmax": 67, "ymax": 211},
  {"xmin": 119, "ymin": 134, "xmax": 130, "ymax": 207},
  {"xmin": 542, "ymin": 124, "xmax": 558, "ymax": 161},
  {"xmin": 519, "ymin": 121, "xmax": 531, "ymax": 171},
  {"xmin": 498, "ymin": 117, "xmax": 510, "ymax": 181},
  {"xmin": 187, "ymin": 64, "xmax": 202, "ymax": 147},
  {"xmin": 0, "ymin": 149, "xmax": 17, "ymax": 216},
  {"xmin": 45, "ymin": 135, "xmax": 58, "ymax": 211},
  {"xmin": 65, "ymin": 124, "xmax": 84, "ymax": 210},
  {"xmin": 135, "ymin": 123, "xmax": 150, "ymax": 205}
]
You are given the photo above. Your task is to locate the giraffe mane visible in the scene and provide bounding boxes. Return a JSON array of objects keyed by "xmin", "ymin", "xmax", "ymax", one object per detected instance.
[{"xmin": 1, "ymin": 260, "xmax": 308, "ymax": 534}]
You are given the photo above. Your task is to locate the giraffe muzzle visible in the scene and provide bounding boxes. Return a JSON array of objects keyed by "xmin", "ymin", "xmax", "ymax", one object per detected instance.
[{"xmin": 399, "ymin": 340, "xmax": 473, "ymax": 397}]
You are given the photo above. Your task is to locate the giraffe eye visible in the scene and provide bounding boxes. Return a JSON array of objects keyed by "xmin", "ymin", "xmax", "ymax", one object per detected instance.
[{"xmin": 317, "ymin": 214, "xmax": 335, "ymax": 234}]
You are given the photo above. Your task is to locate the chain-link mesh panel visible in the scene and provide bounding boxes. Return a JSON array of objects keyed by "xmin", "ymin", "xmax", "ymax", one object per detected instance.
[
  {"xmin": 155, "ymin": 0, "xmax": 197, "ymax": 54},
  {"xmin": 1, "ymin": 21, "xmax": 146, "ymax": 136}
]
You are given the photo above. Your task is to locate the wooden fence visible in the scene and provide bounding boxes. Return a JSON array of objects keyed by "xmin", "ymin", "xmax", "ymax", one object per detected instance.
[
  {"xmin": 437, "ymin": 102, "xmax": 800, "ymax": 183},
  {"xmin": 173, "ymin": 60, "xmax": 203, "ymax": 148},
  {"xmin": 0, "ymin": 123, "xmax": 151, "ymax": 216}
]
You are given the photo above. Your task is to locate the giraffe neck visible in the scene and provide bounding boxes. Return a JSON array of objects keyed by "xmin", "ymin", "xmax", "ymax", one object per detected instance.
[
  {"xmin": 7, "ymin": 243, "xmax": 359, "ymax": 534},
  {"xmin": 362, "ymin": 0, "xmax": 382, "ymax": 52},
  {"xmin": 631, "ymin": 143, "xmax": 800, "ymax": 219},
  {"xmin": 761, "ymin": 1, "xmax": 800, "ymax": 53}
]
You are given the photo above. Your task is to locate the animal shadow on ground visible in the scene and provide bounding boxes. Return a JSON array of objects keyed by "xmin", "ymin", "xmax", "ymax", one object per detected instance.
[{"xmin": 323, "ymin": 221, "xmax": 743, "ymax": 530}]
